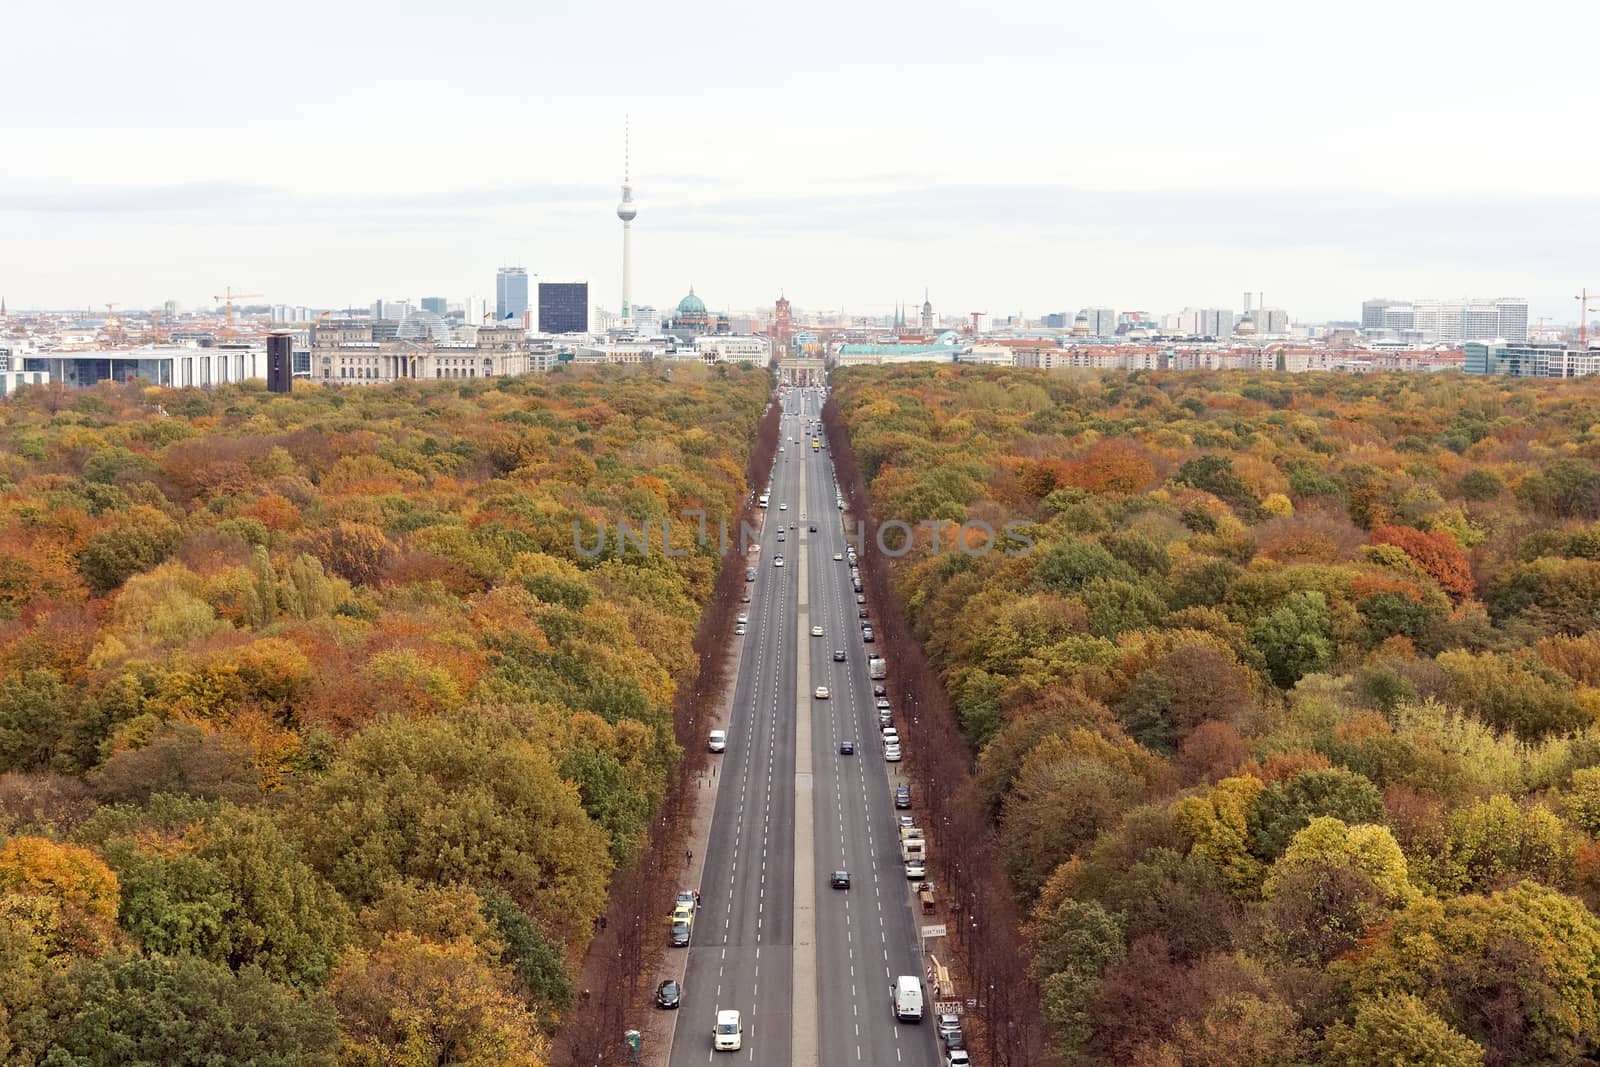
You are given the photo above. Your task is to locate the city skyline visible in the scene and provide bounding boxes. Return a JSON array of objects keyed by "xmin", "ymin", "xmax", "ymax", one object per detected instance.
[{"xmin": 4, "ymin": 1, "xmax": 1599, "ymax": 318}]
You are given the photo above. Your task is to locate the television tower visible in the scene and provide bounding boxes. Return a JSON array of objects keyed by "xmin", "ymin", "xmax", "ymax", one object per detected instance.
[{"xmin": 616, "ymin": 117, "xmax": 637, "ymax": 321}]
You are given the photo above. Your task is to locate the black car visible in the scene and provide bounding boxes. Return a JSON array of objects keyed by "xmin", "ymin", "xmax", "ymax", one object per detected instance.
[
  {"xmin": 859, "ymin": 608, "xmax": 869, "ymax": 619},
  {"xmin": 833, "ymin": 649, "xmax": 846, "ymax": 662},
  {"xmin": 840, "ymin": 738, "xmax": 855, "ymax": 755},
  {"xmin": 656, "ymin": 979, "xmax": 681, "ymax": 1010},
  {"xmin": 831, "ymin": 870, "xmax": 851, "ymax": 889},
  {"xmin": 809, "ymin": 524, "xmax": 817, "ymax": 532},
  {"xmin": 863, "ymin": 629, "xmax": 875, "ymax": 643},
  {"xmin": 670, "ymin": 921, "xmax": 690, "ymax": 947},
  {"xmin": 874, "ymin": 685, "xmax": 887, "ymax": 698},
  {"xmin": 896, "ymin": 785, "xmax": 912, "ymax": 809}
]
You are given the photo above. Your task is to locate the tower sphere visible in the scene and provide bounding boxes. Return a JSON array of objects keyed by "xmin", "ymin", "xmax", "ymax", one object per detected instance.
[{"xmin": 617, "ymin": 192, "xmax": 637, "ymax": 222}]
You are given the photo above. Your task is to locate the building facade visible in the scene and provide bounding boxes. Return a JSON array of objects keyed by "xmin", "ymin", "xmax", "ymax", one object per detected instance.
[
  {"xmin": 537, "ymin": 282, "xmax": 589, "ymax": 334},
  {"xmin": 1365, "ymin": 297, "xmax": 1528, "ymax": 342},
  {"xmin": 1465, "ymin": 341, "xmax": 1600, "ymax": 378},
  {"xmin": 0, "ymin": 370, "xmax": 50, "ymax": 397},
  {"xmin": 496, "ymin": 268, "xmax": 530, "ymax": 322},
  {"xmin": 694, "ymin": 336, "xmax": 770, "ymax": 363}
]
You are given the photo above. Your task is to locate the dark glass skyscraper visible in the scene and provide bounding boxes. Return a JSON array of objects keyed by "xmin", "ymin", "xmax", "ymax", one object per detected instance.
[
  {"xmin": 421, "ymin": 296, "xmax": 447, "ymax": 316},
  {"xmin": 538, "ymin": 282, "xmax": 588, "ymax": 334},
  {"xmin": 495, "ymin": 268, "xmax": 529, "ymax": 321}
]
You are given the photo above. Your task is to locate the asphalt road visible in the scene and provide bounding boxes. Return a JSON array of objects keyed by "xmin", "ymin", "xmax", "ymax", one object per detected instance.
[{"xmin": 667, "ymin": 387, "xmax": 939, "ymax": 1067}]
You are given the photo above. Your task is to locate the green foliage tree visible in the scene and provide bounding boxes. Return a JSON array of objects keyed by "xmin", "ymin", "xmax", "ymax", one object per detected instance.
[
  {"xmin": 77, "ymin": 506, "xmax": 183, "ymax": 595},
  {"xmin": 1324, "ymin": 993, "xmax": 1486, "ymax": 1067},
  {"xmin": 1032, "ymin": 899, "xmax": 1125, "ymax": 1060},
  {"xmin": 1249, "ymin": 590, "xmax": 1334, "ymax": 688},
  {"xmin": 197, "ymin": 805, "xmax": 351, "ymax": 986},
  {"xmin": 0, "ymin": 670, "xmax": 73, "ymax": 773},
  {"xmin": 291, "ymin": 714, "xmax": 611, "ymax": 946},
  {"xmin": 1032, "ymin": 539, "xmax": 1137, "ymax": 596},
  {"xmin": 1175, "ymin": 455, "xmax": 1263, "ymax": 522},
  {"xmin": 51, "ymin": 953, "xmax": 338, "ymax": 1066},
  {"xmin": 1250, "ymin": 768, "xmax": 1385, "ymax": 859},
  {"xmin": 1437, "ymin": 650, "xmax": 1591, "ymax": 741},
  {"xmin": 476, "ymin": 886, "xmax": 572, "ymax": 1030},
  {"xmin": 1413, "ymin": 795, "xmax": 1572, "ymax": 896},
  {"xmin": 1516, "ymin": 456, "xmax": 1600, "ymax": 519}
]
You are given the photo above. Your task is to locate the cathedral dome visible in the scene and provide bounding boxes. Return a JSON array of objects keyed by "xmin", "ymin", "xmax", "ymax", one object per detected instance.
[{"xmin": 676, "ymin": 290, "xmax": 706, "ymax": 316}]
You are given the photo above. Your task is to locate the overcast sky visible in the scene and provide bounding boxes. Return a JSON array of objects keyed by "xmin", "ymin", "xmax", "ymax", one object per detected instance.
[{"xmin": 5, "ymin": 0, "xmax": 1598, "ymax": 322}]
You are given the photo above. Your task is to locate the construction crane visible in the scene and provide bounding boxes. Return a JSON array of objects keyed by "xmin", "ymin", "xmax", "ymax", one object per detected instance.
[
  {"xmin": 212, "ymin": 286, "xmax": 263, "ymax": 343},
  {"xmin": 969, "ymin": 311, "xmax": 986, "ymax": 335},
  {"xmin": 1577, "ymin": 288, "xmax": 1600, "ymax": 348},
  {"xmin": 104, "ymin": 303, "xmax": 127, "ymax": 345}
]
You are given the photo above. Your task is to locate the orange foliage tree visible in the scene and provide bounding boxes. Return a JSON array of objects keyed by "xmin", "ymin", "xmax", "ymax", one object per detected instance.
[{"xmin": 1370, "ymin": 525, "xmax": 1475, "ymax": 603}]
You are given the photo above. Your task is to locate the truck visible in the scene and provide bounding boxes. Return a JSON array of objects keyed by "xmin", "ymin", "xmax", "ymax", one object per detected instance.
[
  {"xmin": 758, "ymin": 492, "xmax": 770, "ymax": 509},
  {"xmin": 868, "ymin": 655, "xmax": 886, "ymax": 680},
  {"xmin": 900, "ymin": 836, "xmax": 927, "ymax": 863}
]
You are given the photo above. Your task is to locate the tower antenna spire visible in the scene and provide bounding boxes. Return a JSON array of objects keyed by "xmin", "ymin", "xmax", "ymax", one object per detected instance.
[{"xmin": 616, "ymin": 116, "xmax": 638, "ymax": 321}]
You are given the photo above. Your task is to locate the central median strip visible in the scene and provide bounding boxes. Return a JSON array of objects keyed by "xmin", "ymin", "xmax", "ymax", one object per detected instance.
[{"xmin": 792, "ymin": 458, "xmax": 819, "ymax": 1067}]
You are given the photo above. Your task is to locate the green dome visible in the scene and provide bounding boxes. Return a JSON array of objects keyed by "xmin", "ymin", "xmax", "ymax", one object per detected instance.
[{"xmin": 676, "ymin": 289, "xmax": 706, "ymax": 316}]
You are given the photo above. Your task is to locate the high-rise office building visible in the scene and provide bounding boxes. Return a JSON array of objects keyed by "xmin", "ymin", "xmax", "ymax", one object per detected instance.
[
  {"xmin": 421, "ymin": 296, "xmax": 447, "ymax": 316},
  {"xmin": 1080, "ymin": 307, "xmax": 1117, "ymax": 337},
  {"xmin": 1363, "ymin": 296, "xmax": 1527, "ymax": 342},
  {"xmin": 372, "ymin": 299, "xmax": 411, "ymax": 321},
  {"xmin": 1166, "ymin": 307, "xmax": 1236, "ymax": 337},
  {"xmin": 538, "ymin": 282, "xmax": 588, "ymax": 334},
  {"xmin": 1362, "ymin": 299, "xmax": 1396, "ymax": 330},
  {"xmin": 496, "ymin": 268, "xmax": 529, "ymax": 321}
]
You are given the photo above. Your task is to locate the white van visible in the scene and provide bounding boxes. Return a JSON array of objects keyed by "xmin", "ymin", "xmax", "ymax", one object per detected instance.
[
  {"xmin": 708, "ymin": 730, "xmax": 726, "ymax": 753},
  {"xmin": 893, "ymin": 976, "xmax": 924, "ymax": 1022},
  {"xmin": 714, "ymin": 1009, "xmax": 742, "ymax": 1051}
]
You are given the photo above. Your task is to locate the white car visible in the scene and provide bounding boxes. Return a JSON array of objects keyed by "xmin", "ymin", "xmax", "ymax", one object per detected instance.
[
  {"xmin": 885, "ymin": 745, "xmax": 902, "ymax": 762},
  {"xmin": 736, "ymin": 612, "xmax": 749, "ymax": 624},
  {"xmin": 815, "ymin": 686, "xmax": 831, "ymax": 700},
  {"xmin": 811, "ymin": 625, "xmax": 824, "ymax": 637},
  {"xmin": 833, "ymin": 553, "xmax": 844, "ymax": 562},
  {"xmin": 773, "ymin": 556, "xmax": 784, "ymax": 567},
  {"xmin": 779, "ymin": 503, "xmax": 787, "ymax": 511},
  {"xmin": 709, "ymin": 730, "xmax": 727, "ymax": 753},
  {"xmin": 735, "ymin": 624, "xmax": 746, "ymax": 636}
]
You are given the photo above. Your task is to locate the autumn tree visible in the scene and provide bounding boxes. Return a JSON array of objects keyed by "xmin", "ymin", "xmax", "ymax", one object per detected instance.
[
  {"xmin": 1371, "ymin": 525, "xmax": 1476, "ymax": 603},
  {"xmin": 290, "ymin": 713, "xmax": 611, "ymax": 946},
  {"xmin": 1338, "ymin": 881, "xmax": 1600, "ymax": 1067},
  {"xmin": 330, "ymin": 932, "xmax": 547, "ymax": 1067}
]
